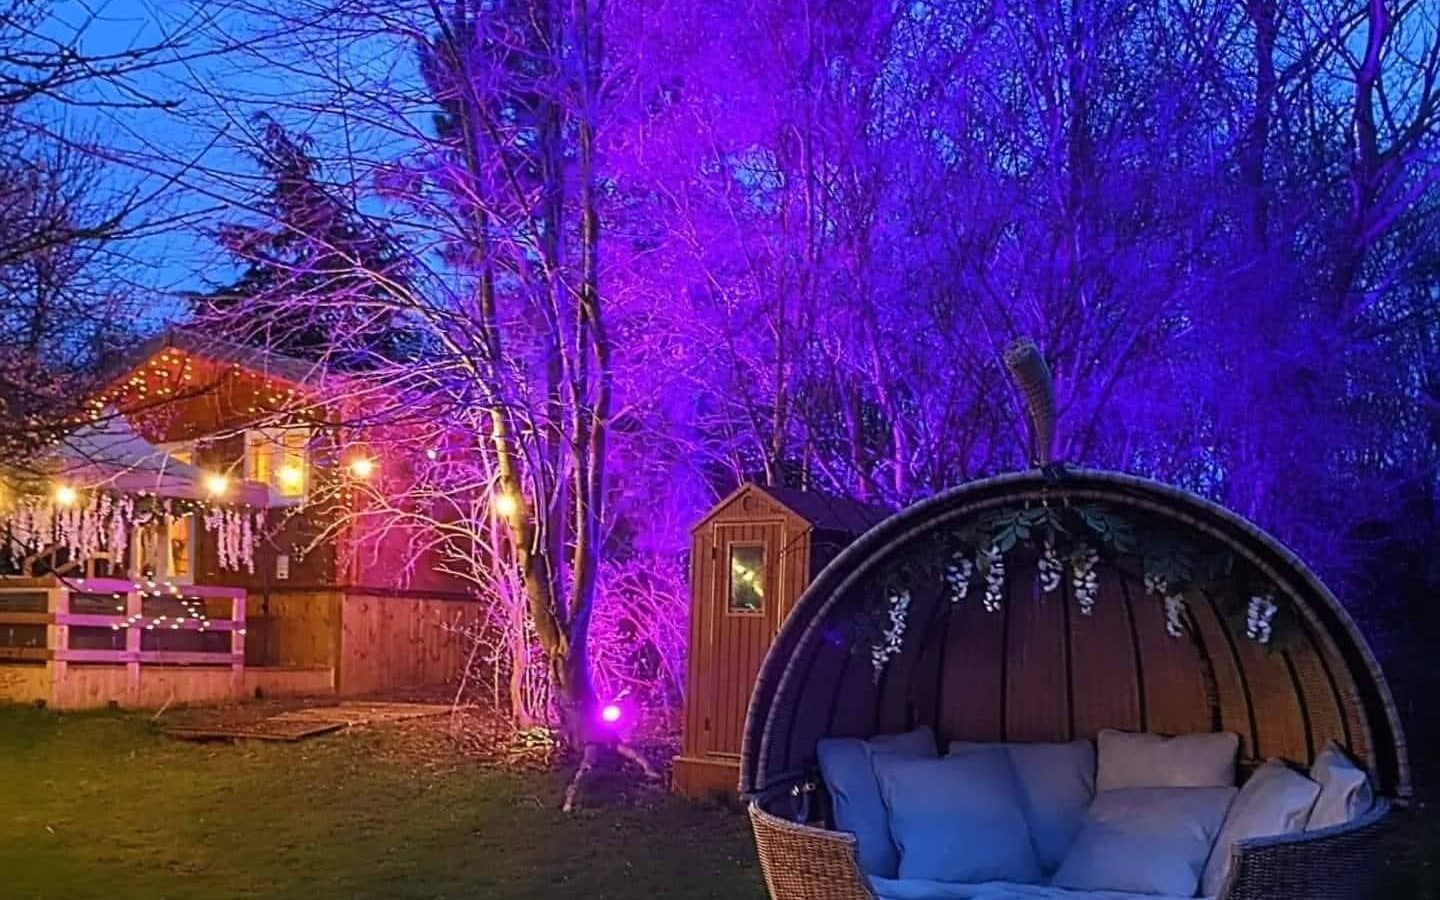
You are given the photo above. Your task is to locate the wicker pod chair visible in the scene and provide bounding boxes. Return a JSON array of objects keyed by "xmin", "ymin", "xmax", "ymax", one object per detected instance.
[{"xmin": 739, "ymin": 467, "xmax": 1410, "ymax": 900}]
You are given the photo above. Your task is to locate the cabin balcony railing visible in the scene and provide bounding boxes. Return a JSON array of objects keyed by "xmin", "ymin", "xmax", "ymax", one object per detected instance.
[{"xmin": 0, "ymin": 576, "xmax": 246, "ymax": 691}]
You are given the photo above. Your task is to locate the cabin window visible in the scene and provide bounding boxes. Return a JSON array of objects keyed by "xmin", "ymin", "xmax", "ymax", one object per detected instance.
[
  {"xmin": 245, "ymin": 428, "xmax": 309, "ymax": 501},
  {"xmin": 728, "ymin": 543, "xmax": 766, "ymax": 613},
  {"xmin": 132, "ymin": 514, "xmax": 197, "ymax": 584},
  {"xmin": 161, "ymin": 442, "xmax": 194, "ymax": 466}
]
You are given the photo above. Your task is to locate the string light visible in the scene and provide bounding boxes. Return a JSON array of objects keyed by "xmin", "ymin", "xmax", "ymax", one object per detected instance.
[
  {"xmin": 346, "ymin": 457, "xmax": 375, "ymax": 479},
  {"xmin": 204, "ymin": 473, "xmax": 229, "ymax": 498}
]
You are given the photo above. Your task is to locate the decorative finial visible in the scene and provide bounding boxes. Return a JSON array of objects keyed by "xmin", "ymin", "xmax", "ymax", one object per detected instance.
[{"xmin": 1003, "ymin": 338, "xmax": 1056, "ymax": 468}]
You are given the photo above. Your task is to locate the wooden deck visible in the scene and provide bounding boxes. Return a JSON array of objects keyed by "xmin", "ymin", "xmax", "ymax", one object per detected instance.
[
  {"xmin": 162, "ymin": 701, "xmax": 453, "ymax": 742},
  {"xmin": 0, "ymin": 577, "xmax": 334, "ymax": 708}
]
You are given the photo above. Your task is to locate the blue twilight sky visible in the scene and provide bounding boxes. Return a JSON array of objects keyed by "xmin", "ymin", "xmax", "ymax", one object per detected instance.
[
  {"xmin": 35, "ymin": 1, "xmax": 234, "ymax": 317},
  {"xmin": 31, "ymin": 0, "xmax": 426, "ymax": 328}
]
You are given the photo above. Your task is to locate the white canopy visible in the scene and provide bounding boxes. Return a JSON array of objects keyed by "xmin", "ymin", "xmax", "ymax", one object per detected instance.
[{"xmin": 33, "ymin": 413, "xmax": 272, "ymax": 507}]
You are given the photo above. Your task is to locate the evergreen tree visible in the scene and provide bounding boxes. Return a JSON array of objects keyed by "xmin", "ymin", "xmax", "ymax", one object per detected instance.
[{"xmin": 196, "ymin": 117, "xmax": 413, "ymax": 369}]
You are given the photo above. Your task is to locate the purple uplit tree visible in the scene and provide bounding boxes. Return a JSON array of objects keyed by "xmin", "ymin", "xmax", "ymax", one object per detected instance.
[{"xmin": 160, "ymin": 0, "xmax": 1440, "ymax": 797}]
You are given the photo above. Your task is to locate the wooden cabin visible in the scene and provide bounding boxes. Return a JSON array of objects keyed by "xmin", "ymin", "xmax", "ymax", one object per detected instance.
[
  {"xmin": 0, "ymin": 330, "xmax": 481, "ymax": 709},
  {"xmin": 673, "ymin": 483, "xmax": 889, "ymax": 800}
]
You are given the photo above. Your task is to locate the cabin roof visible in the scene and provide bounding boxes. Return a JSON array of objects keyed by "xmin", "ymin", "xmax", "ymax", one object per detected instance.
[
  {"xmin": 100, "ymin": 328, "xmax": 326, "ymax": 390},
  {"xmin": 694, "ymin": 482, "xmax": 893, "ymax": 535}
]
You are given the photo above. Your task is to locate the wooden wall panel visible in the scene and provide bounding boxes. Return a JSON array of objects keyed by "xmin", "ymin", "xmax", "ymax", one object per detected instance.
[
  {"xmin": 1285, "ymin": 633, "xmax": 1350, "ymax": 763},
  {"xmin": 1126, "ymin": 580, "xmax": 1213, "ymax": 737},
  {"xmin": 1004, "ymin": 555, "xmax": 1071, "ymax": 742},
  {"xmin": 906, "ymin": 592, "xmax": 952, "ymax": 735},
  {"xmin": 786, "ymin": 626, "xmax": 855, "ymax": 763},
  {"xmin": 1228, "ymin": 623, "xmax": 1311, "ymax": 763},
  {"xmin": 1191, "ymin": 597, "xmax": 1258, "ymax": 759},
  {"xmin": 876, "ymin": 583, "xmax": 943, "ymax": 736},
  {"xmin": 49, "ymin": 665, "xmax": 129, "ymax": 708},
  {"xmin": 246, "ymin": 590, "xmax": 338, "ymax": 668},
  {"xmin": 682, "ymin": 529, "xmax": 714, "ymax": 759},
  {"xmin": 1069, "ymin": 573, "xmax": 1143, "ymax": 739},
  {"xmin": 336, "ymin": 593, "xmax": 485, "ymax": 696},
  {"xmin": 934, "ymin": 593, "xmax": 1005, "ymax": 743},
  {"xmin": 0, "ymin": 665, "xmax": 49, "ymax": 705}
]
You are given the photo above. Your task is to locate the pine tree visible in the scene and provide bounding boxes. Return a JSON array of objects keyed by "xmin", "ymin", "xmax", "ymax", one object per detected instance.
[{"xmin": 196, "ymin": 117, "xmax": 413, "ymax": 369}]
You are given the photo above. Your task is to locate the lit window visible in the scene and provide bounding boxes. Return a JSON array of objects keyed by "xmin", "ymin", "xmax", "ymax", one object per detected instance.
[
  {"xmin": 169, "ymin": 515, "xmax": 193, "ymax": 580},
  {"xmin": 728, "ymin": 544, "xmax": 765, "ymax": 613},
  {"xmin": 132, "ymin": 514, "xmax": 196, "ymax": 584},
  {"xmin": 245, "ymin": 428, "xmax": 309, "ymax": 500}
]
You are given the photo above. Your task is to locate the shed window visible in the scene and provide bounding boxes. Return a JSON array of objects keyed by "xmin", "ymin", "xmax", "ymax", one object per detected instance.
[{"xmin": 728, "ymin": 544, "xmax": 766, "ymax": 613}]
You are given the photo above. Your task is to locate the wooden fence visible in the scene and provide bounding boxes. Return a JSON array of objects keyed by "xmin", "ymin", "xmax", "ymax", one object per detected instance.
[{"xmin": 0, "ymin": 577, "xmax": 246, "ymax": 701}]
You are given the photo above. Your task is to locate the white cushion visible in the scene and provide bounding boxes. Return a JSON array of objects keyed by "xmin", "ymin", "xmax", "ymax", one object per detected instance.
[
  {"xmin": 1200, "ymin": 759, "xmax": 1320, "ymax": 894},
  {"xmin": 950, "ymin": 739, "xmax": 1095, "ymax": 872},
  {"xmin": 1096, "ymin": 729, "xmax": 1239, "ymax": 792},
  {"xmin": 1306, "ymin": 741, "xmax": 1374, "ymax": 831},
  {"xmin": 874, "ymin": 749, "xmax": 1043, "ymax": 885},
  {"xmin": 817, "ymin": 727, "xmax": 937, "ymax": 878},
  {"xmin": 1051, "ymin": 786, "xmax": 1237, "ymax": 896}
]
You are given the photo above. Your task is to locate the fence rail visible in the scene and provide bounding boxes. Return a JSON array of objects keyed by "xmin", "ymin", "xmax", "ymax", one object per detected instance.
[{"xmin": 0, "ymin": 577, "xmax": 246, "ymax": 689}]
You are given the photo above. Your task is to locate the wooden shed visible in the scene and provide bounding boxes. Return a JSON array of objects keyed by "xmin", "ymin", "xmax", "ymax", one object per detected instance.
[{"xmin": 673, "ymin": 483, "xmax": 889, "ymax": 800}]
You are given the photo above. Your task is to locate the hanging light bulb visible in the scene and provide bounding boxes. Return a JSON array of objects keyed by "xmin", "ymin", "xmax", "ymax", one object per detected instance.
[
  {"xmin": 278, "ymin": 464, "xmax": 304, "ymax": 490},
  {"xmin": 54, "ymin": 484, "xmax": 78, "ymax": 507},
  {"xmin": 204, "ymin": 473, "xmax": 229, "ymax": 498},
  {"xmin": 493, "ymin": 492, "xmax": 519, "ymax": 517},
  {"xmin": 347, "ymin": 457, "xmax": 375, "ymax": 479}
]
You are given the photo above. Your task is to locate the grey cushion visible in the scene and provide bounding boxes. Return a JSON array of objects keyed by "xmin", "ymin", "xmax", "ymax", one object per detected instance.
[
  {"xmin": 874, "ymin": 749, "xmax": 1042, "ymax": 885},
  {"xmin": 818, "ymin": 727, "xmax": 937, "ymax": 878},
  {"xmin": 1051, "ymin": 786, "xmax": 1237, "ymax": 896},
  {"xmin": 1306, "ymin": 741, "xmax": 1374, "ymax": 831},
  {"xmin": 1201, "ymin": 759, "xmax": 1320, "ymax": 894},
  {"xmin": 950, "ymin": 739, "xmax": 1095, "ymax": 872},
  {"xmin": 1096, "ymin": 729, "xmax": 1238, "ymax": 792}
]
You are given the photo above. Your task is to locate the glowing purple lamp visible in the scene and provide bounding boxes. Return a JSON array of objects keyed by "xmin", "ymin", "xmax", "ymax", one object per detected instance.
[{"xmin": 600, "ymin": 703, "xmax": 623, "ymax": 725}]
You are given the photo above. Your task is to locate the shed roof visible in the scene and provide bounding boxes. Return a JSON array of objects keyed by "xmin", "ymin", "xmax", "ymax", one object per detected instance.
[{"xmin": 695, "ymin": 482, "xmax": 892, "ymax": 536}]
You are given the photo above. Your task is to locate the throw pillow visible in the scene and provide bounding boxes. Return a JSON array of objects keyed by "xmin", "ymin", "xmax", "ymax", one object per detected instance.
[
  {"xmin": 1306, "ymin": 741, "xmax": 1374, "ymax": 831},
  {"xmin": 949, "ymin": 739, "xmax": 1095, "ymax": 872},
  {"xmin": 1200, "ymin": 759, "xmax": 1320, "ymax": 895},
  {"xmin": 1051, "ymin": 786, "xmax": 1237, "ymax": 897},
  {"xmin": 817, "ymin": 727, "xmax": 937, "ymax": 877},
  {"xmin": 1096, "ymin": 729, "xmax": 1239, "ymax": 792},
  {"xmin": 874, "ymin": 749, "xmax": 1043, "ymax": 885}
]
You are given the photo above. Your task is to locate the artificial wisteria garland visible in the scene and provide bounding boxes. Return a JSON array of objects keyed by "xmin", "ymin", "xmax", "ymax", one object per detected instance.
[
  {"xmin": 870, "ymin": 587, "xmax": 910, "ymax": 680},
  {"xmin": 2, "ymin": 490, "xmax": 265, "ymax": 575},
  {"xmin": 862, "ymin": 500, "xmax": 1290, "ymax": 679},
  {"xmin": 204, "ymin": 507, "xmax": 265, "ymax": 573}
]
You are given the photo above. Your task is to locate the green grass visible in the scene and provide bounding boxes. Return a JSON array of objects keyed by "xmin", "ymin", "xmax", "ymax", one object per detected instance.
[{"xmin": 0, "ymin": 706, "xmax": 766, "ymax": 900}]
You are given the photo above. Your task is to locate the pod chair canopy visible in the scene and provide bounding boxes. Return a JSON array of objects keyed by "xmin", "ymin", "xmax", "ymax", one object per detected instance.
[{"xmin": 740, "ymin": 468, "xmax": 1409, "ymax": 802}]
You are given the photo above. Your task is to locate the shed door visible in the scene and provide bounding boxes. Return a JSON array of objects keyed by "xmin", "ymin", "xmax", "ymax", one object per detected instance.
[{"xmin": 700, "ymin": 521, "xmax": 786, "ymax": 758}]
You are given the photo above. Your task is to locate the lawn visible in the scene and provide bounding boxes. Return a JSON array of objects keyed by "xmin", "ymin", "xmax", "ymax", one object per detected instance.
[{"xmin": 0, "ymin": 706, "xmax": 767, "ymax": 900}]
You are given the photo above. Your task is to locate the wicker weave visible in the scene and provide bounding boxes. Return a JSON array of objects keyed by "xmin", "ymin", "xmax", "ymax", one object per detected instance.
[
  {"xmin": 1222, "ymin": 800, "xmax": 1393, "ymax": 900},
  {"xmin": 751, "ymin": 783, "xmax": 1393, "ymax": 900},
  {"xmin": 749, "ymin": 786, "xmax": 875, "ymax": 900}
]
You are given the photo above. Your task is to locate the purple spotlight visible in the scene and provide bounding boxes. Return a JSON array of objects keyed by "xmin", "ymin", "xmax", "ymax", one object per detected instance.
[{"xmin": 600, "ymin": 703, "xmax": 623, "ymax": 724}]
